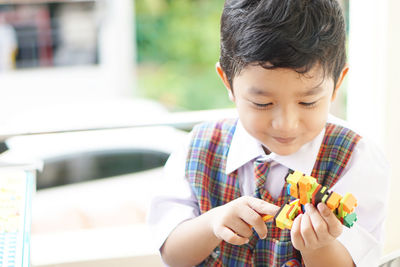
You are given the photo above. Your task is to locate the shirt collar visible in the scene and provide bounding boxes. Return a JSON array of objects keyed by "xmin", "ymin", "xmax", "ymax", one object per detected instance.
[{"xmin": 225, "ymin": 119, "xmax": 326, "ymax": 175}]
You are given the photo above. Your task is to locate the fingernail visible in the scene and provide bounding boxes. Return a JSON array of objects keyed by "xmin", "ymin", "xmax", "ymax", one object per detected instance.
[
  {"xmin": 317, "ymin": 203, "xmax": 324, "ymax": 212},
  {"xmin": 305, "ymin": 203, "xmax": 312, "ymax": 212},
  {"xmin": 319, "ymin": 203, "xmax": 331, "ymax": 217}
]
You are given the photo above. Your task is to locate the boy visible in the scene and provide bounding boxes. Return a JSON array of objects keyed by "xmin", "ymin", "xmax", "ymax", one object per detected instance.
[{"xmin": 148, "ymin": 0, "xmax": 389, "ymax": 266}]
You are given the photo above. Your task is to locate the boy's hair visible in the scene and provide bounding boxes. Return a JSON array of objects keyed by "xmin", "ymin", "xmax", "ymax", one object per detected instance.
[{"xmin": 220, "ymin": 0, "xmax": 346, "ymax": 88}]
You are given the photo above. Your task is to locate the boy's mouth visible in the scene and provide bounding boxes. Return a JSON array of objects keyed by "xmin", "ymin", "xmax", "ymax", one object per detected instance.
[{"xmin": 273, "ymin": 137, "xmax": 296, "ymax": 144}]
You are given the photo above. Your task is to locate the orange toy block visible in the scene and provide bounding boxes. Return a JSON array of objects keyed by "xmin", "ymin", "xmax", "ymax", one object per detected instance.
[
  {"xmin": 262, "ymin": 214, "xmax": 274, "ymax": 222},
  {"xmin": 290, "ymin": 184, "xmax": 299, "ymax": 198},
  {"xmin": 298, "ymin": 175, "xmax": 312, "ymax": 191},
  {"xmin": 298, "ymin": 176, "xmax": 312, "ymax": 205},
  {"xmin": 341, "ymin": 193, "xmax": 358, "ymax": 213},
  {"xmin": 326, "ymin": 192, "xmax": 342, "ymax": 211}
]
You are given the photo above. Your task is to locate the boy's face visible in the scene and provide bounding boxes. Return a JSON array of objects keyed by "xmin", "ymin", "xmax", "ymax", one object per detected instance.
[{"xmin": 218, "ymin": 63, "xmax": 347, "ymax": 156}]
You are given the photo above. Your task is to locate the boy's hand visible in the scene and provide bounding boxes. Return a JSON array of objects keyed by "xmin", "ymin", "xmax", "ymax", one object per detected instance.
[
  {"xmin": 210, "ymin": 196, "xmax": 280, "ymax": 245},
  {"xmin": 291, "ymin": 202, "xmax": 343, "ymax": 253}
]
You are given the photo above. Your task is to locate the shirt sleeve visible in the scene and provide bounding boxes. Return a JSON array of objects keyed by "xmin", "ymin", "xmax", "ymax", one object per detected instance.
[
  {"xmin": 331, "ymin": 136, "xmax": 390, "ymax": 267},
  {"xmin": 146, "ymin": 131, "xmax": 200, "ymax": 250}
]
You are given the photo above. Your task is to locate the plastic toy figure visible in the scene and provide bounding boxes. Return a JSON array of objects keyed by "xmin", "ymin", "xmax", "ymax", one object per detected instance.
[{"xmin": 264, "ymin": 170, "xmax": 358, "ymax": 230}]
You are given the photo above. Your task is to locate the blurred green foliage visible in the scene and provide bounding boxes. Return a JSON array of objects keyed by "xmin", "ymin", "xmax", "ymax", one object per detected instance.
[
  {"xmin": 135, "ymin": 0, "xmax": 349, "ymax": 116},
  {"xmin": 135, "ymin": 0, "xmax": 233, "ymax": 111}
]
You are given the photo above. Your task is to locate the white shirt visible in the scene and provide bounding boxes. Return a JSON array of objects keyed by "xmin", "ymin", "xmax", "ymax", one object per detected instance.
[{"xmin": 148, "ymin": 115, "xmax": 390, "ymax": 267}]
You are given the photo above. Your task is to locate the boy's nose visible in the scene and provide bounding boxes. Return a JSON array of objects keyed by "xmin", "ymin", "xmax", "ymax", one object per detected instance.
[{"xmin": 271, "ymin": 108, "xmax": 299, "ymax": 133}]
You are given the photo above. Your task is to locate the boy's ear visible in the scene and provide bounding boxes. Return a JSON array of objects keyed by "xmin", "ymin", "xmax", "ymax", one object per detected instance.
[
  {"xmin": 216, "ymin": 62, "xmax": 235, "ymax": 101},
  {"xmin": 331, "ymin": 64, "xmax": 349, "ymax": 101}
]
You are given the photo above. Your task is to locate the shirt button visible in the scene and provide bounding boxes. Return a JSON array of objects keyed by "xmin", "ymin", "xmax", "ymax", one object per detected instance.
[{"xmin": 211, "ymin": 248, "xmax": 220, "ymax": 259}]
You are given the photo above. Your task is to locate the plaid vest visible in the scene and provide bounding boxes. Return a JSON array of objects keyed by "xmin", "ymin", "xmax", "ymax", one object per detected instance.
[{"xmin": 185, "ymin": 119, "xmax": 361, "ymax": 267}]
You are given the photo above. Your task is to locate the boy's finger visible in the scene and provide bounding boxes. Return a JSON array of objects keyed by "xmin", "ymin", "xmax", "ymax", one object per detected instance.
[
  {"xmin": 245, "ymin": 197, "xmax": 280, "ymax": 216},
  {"xmin": 300, "ymin": 213, "xmax": 318, "ymax": 247},
  {"xmin": 290, "ymin": 214, "xmax": 305, "ymax": 250},
  {"xmin": 238, "ymin": 205, "xmax": 268, "ymax": 239},
  {"xmin": 317, "ymin": 203, "xmax": 343, "ymax": 238},
  {"xmin": 218, "ymin": 226, "xmax": 249, "ymax": 245},
  {"xmin": 304, "ymin": 203, "xmax": 329, "ymax": 240},
  {"xmin": 226, "ymin": 218, "xmax": 254, "ymax": 239}
]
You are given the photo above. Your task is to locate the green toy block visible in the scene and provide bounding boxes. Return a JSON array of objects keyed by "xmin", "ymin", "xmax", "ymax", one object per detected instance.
[{"xmin": 343, "ymin": 212, "xmax": 357, "ymax": 228}]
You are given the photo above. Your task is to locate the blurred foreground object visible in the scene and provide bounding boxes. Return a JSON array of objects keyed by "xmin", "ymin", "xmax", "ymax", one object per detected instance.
[{"xmin": 0, "ymin": 164, "xmax": 37, "ymax": 267}]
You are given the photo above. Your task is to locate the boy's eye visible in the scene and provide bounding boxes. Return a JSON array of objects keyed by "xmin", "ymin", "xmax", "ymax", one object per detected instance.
[
  {"xmin": 253, "ymin": 102, "xmax": 273, "ymax": 108},
  {"xmin": 299, "ymin": 101, "xmax": 317, "ymax": 107}
]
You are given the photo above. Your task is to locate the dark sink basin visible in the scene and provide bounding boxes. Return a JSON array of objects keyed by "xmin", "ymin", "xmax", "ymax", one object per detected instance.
[{"xmin": 37, "ymin": 149, "xmax": 170, "ymax": 189}]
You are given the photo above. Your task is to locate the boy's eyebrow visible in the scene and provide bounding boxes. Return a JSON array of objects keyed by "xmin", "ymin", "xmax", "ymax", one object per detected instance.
[
  {"xmin": 297, "ymin": 85, "xmax": 324, "ymax": 97},
  {"xmin": 248, "ymin": 87, "xmax": 273, "ymax": 96},
  {"xmin": 248, "ymin": 85, "xmax": 324, "ymax": 97}
]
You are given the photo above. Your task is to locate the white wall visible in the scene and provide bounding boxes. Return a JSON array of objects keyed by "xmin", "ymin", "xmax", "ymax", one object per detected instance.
[
  {"xmin": 383, "ymin": 0, "xmax": 400, "ymax": 255},
  {"xmin": 348, "ymin": 0, "xmax": 400, "ymax": 255}
]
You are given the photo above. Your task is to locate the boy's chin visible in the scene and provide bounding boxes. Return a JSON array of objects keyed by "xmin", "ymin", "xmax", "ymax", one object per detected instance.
[
  {"xmin": 265, "ymin": 144, "xmax": 301, "ymax": 156},
  {"xmin": 273, "ymin": 150, "xmax": 298, "ymax": 156}
]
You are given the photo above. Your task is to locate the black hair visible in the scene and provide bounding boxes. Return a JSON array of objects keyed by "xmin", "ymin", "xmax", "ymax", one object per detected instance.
[{"xmin": 219, "ymin": 0, "xmax": 346, "ymax": 88}]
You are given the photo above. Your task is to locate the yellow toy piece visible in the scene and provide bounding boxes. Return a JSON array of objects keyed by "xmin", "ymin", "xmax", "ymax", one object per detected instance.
[{"xmin": 274, "ymin": 199, "xmax": 301, "ymax": 230}]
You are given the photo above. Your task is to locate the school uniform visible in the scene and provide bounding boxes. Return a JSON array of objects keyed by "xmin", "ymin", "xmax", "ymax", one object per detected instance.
[{"xmin": 148, "ymin": 114, "xmax": 390, "ymax": 266}]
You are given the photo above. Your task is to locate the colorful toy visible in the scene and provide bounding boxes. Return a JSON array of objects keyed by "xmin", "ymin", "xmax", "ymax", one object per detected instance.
[{"xmin": 262, "ymin": 170, "xmax": 358, "ymax": 230}]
